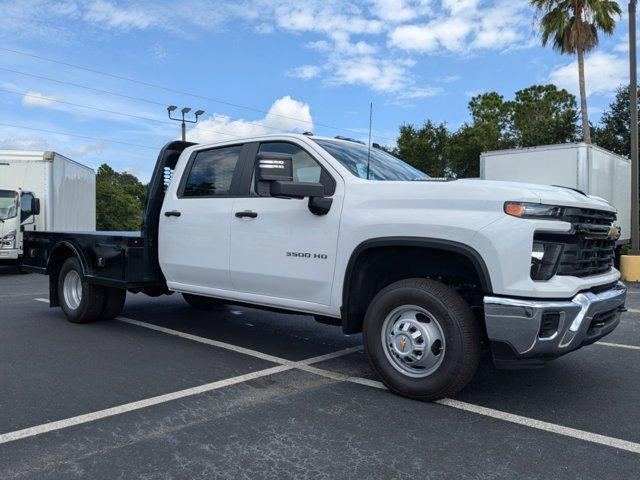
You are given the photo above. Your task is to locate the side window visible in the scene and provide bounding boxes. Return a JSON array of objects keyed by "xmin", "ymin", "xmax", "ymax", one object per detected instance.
[
  {"xmin": 20, "ymin": 193, "xmax": 33, "ymax": 222},
  {"xmin": 182, "ymin": 145, "xmax": 242, "ymax": 197},
  {"xmin": 253, "ymin": 142, "xmax": 323, "ymax": 195}
]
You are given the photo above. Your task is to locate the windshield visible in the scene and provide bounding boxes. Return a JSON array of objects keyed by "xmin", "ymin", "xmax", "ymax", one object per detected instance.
[
  {"xmin": 313, "ymin": 139, "xmax": 430, "ymax": 181},
  {"xmin": 0, "ymin": 190, "xmax": 18, "ymax": 220}
]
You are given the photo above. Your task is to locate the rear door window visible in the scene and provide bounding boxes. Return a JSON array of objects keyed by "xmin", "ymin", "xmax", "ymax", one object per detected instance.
[{"xmin": 182, "ymin": 145, "xmax": 243, "ymax": 197}]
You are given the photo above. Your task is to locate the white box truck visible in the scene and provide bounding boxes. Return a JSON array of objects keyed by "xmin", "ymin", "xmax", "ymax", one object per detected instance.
[
  {"xmin": 0, "ymin": 150, "xmax": 95, "ymax": 265},
  {"xmin": 480, "ymin": 143, "xmax": 631, "ymax": 243}
]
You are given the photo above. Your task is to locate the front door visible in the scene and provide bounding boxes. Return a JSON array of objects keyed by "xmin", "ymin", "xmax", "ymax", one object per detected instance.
[
  {"xmin": 159, "ymin": 143, "xmax": 245, "ymax": 293},
  {"xmin": 230, "ymin": 141, "xmax": 342, "ymax": 307}
]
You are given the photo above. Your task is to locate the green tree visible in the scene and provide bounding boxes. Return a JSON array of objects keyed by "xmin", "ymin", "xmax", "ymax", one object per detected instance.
[
  {"xmin": 593, "ymin": 85, "xmax": 640, "ymax": 157},
  {"xmin": 531, "ymin": 0, "xmax": 621, "ymax": 143},
  {"xmin": 468, "ymin": 92, "xmax": 514, "ymax": 148},
  {"xmin": 510, "ymin": 84, "xmax": 579, "ymax": 146},
  {"xmin": 445, "ymin": 124, "xmax": 493, "ymax": 178},
  {"xmin": 96, "ymin": 164, "xmax": 147, "ymax": 231},
  {"xmin": 394, "ymin": 121, "xmax": 450, "ymax": 176},
  {"xmin": 392, "ymin": 84, "xmax": 582, "ymax": 178}
]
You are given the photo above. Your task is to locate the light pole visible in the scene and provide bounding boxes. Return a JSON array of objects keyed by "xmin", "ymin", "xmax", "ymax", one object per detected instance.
[
  {"xmin": 628, "ymin": 0, "xmax": 640, "ymax": 254},
  {"xmin": 167, "ymin": 105, "xmax": 205, "ymax": 142}
]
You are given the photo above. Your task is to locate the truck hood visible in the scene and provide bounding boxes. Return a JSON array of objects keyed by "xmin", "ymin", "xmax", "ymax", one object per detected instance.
[{"xmin": 453, "ymin": 179, "xmax": 616, "ymax": 212}]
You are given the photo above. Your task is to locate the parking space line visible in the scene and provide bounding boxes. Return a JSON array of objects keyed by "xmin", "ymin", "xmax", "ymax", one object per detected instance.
[
  {"xmin": 0, "ymin": 292, "xmax": 48, "ymax": 299},
  {"xmin": 0, "ymin": 345, "xmax": 361, "ymax": 445},
  {"xmin": 435, "ymin": 399, "xmax": 640, "ymax": 454},
  {"xmin": 300, "ymin": 371, "xmax": 640, "ymax": 455},
  {"xmin": 596, "ymin": 341, "xmax": 640, "ymax": 351},
  {"xmin": 0, "ymin": 365, "xmax": 291, "ymax": 446},
  {"xmin": 26, "ymin": 297, "xmax": 640, "ymax": 454},
  {"xmin": 116, "ymin": 316, "xmax": 294, "ymax": 366}
]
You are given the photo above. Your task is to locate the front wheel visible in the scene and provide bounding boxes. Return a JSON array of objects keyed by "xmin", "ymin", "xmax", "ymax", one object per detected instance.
[{"xmin": 363, "ymin": 278, "xmax": 480, "ymax": 401}]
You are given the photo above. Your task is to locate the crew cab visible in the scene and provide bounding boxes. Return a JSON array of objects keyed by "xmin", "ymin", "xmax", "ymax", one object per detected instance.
[{"xmin": 22, "ymin": 134, "xmax": 627, "ymax": 400}]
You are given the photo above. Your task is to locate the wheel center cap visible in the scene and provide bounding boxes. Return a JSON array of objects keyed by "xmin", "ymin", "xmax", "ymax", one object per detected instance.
[{"xmin": 393, "ymin": 334, "xmax": 412, "ymax": 356}]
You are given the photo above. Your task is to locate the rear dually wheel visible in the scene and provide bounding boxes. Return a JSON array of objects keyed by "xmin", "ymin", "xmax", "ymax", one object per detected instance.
[{"xmin": 58, "ymin": 257, "xmax": 105, "ymax": 323}]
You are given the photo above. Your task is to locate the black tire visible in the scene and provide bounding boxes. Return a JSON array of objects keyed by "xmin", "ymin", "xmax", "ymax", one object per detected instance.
[
  {"xmin": 363, "ymin": 278, "xmax": 480, "ymax": 401},
  {"xmin": 58, "ymin": 257, "xmax": 106, "ymax": 323},
  {"xmin": 182, "ymin": 293, "xmax": 222, "ymax": 310},
  {"xmin": 100, "ymin": 287, "xmax": 127, "ymax": 320}
]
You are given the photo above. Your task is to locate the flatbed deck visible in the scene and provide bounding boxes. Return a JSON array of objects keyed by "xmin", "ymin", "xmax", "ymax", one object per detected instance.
[{"xmin": 22, "ymin": 230, "xmax": 163, "ymax": 290}]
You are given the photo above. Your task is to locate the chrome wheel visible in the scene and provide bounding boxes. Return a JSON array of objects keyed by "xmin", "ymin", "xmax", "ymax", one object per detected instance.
[
  {"xmin": 381, "ymin": 305, "xmax": 446, "ymax": 378},
  {"xmin": 62, "ymin": 269, "xmax": 83, "ymax": 310}
]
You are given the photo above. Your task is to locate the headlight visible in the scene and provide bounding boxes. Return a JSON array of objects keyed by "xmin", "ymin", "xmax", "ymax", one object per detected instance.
[
  {"xmin": 530, "ymin": 241, "xmax": 563, "ymax": 280},
  {"xmin": 1, "ymin": 229, "xmax": 16, "ymax": 249},
  {"xmin": 505, "ymin": 202, "xmax": 563, "ymax": 219}
]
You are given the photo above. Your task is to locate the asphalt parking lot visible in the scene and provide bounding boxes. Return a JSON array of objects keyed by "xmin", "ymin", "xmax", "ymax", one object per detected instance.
[{"xmin": 1, "ymin": 268, "xmax": 639, "ymax": 479}]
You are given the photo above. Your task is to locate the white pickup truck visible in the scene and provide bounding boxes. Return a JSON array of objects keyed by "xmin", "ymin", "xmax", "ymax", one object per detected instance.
[{"xmin": 22, "ymin": 134, "xmax": 627, "ymax": 400}]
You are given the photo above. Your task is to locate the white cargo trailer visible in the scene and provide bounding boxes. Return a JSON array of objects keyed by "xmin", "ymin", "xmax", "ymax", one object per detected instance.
[
  {"xmin": 480, "ymin": 143, "xmax": 631, "ymax": 243},
  {"xmin": 0, "ymin": 150, "xmax": 95, "ymax": 265}
]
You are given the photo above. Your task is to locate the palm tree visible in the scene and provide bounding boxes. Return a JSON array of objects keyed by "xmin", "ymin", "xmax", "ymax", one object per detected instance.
[{"xmin": 530, "ymin": 0, "xmax": 621, "ymax": 143}]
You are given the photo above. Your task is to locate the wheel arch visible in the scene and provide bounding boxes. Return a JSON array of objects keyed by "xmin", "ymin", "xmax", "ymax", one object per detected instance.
[{"xmin": 341, "ymin": 237, "xmax": 493, "ymax": 334}]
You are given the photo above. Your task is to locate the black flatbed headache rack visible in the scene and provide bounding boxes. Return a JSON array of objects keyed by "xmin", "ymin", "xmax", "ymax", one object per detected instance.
[{"xmin": 21, "ymin": 141, "xmax": 196, "ymax": 297}]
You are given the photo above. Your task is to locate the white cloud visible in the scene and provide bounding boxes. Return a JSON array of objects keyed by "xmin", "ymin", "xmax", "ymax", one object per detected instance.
[
  {"xmin": 187, "ymin": 96, "xmax": 313, "ymax": 143},
  {"xmin": 369, "ymin": 0, "xmax": 430, "ymax": 23},
  {"xmin": 0, "ymin": 134, "xmax": 50, "ymax": 150},
  {"xmin": 614, "ymin": 32, "xmax": 629, "ymax": 53},
  {"xmin": 396, "ymin": 85, "xmax": 443, "ymax": 99},
  {"xmin": 254, "ymin": 23, "xmax": 275, "ymax": 34},
  {"xmin": 83, "ymin": 0, "xmax": 158, "ymax": 30},
  {"xmin": 327, "ymin": 56, "xmax": 415, "ymax": 92},
  {"xmin": 0, "ymin": 0, "xmax": 533, "ymax": 104},
  {"xmin": 388, "ymin": 0, "xmax": 530, "ymax": 54},
  {"xmin": 288, "ymin": 65, "xmax": 321, "ymax": 80},
  {"xmin": 272, "ymin": 2, "xmax": 384, "ymax": 36},
  {"xmin": 549, "ymin": 51, "xmax": 628, "ymax": 97},
  {"xmin": 389, "ymin": 17, "xmax": 472, "ymax": 53},
  {"xmin": 74, "ymin": 141, "xmax": 106, "ymax": 156},
  {"xmin": 21, "ymin": 91, "xmax": 61, "ymax": 109}
]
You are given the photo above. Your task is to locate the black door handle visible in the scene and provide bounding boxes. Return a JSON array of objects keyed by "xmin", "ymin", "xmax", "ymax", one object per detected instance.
[
  {"xmin": 235, "ymin": 210, "xmax": 258, "ymax": 218},
  {"xmin": 164, "ymin": 210, "xmax": 181, "ymax": 217}
]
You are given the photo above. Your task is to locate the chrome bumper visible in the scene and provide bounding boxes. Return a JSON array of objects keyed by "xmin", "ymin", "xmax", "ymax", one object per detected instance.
[{"xmin": 484, "ymin": 282, "xmax": 627, "ymax": 368}]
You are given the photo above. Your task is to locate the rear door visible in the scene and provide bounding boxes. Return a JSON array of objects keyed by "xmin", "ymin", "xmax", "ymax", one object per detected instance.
[
  {"xmin": 159, "ymin": 143, "xmax": 246, "ymax": 293},
  {"xmin": 229, "ymin": 140, "xmax": 343, "ymax": 307}
]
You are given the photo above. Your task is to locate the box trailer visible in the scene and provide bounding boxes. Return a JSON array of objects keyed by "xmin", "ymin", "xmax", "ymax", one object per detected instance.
[
  {"xmin": 480, "ymin": 143, "xmax": 631, "ymax": 243},
  {"xmin": 0, "ymin": 150, "xmax": 95, "ymax": 265}
]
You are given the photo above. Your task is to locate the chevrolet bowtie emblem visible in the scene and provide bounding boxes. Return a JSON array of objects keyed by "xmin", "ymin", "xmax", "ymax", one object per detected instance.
[{"xmin": 609, "ymin": 225, "xmax": 621, "ymax": 240}]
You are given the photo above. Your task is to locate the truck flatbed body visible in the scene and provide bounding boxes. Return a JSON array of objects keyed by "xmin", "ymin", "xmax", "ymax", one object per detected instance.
[{"xmin": 22, "ymin": 230, "xmax": 163, "ymax": 289}]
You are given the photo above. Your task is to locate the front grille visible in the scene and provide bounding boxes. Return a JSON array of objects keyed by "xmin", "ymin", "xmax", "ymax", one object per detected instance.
[
  {"xmin": 556, "ymin": 236, "xmax": 616, "ymax": 277},
  {"xmin": 534, "ymin": 207, "xmax": 617, "ymax": 279},
  {"xmin": 562, "ymin": 207, "xmax": 616, "ymax": 226}
]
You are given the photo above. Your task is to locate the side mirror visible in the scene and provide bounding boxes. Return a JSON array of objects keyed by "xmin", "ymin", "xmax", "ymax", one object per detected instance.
[
  {"xmin": 32, "ymin": 198, "xmax": 40, "ymax": 216},
  {"xmin": 254, "ymin": 152, "xmax": 333, "ymax": 215},
  {"xmin": 256, "ymin": 153, "xmax": 293, "ymax": 182},
  {"xmin": 270, "ymin": 181, "xmax": 324, "ymax": 199}
]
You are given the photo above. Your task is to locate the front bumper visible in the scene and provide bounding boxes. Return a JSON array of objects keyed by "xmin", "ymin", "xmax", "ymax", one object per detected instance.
[
  {"xmin": 0, "ymin": 248, "xmax": 20, "ymax": 264},
  {"xmin": 484, "ymin": 282, "xmax": 627, "ymax": 368}
]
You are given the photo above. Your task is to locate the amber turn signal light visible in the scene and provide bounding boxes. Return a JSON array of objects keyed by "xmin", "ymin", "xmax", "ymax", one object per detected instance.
[{"xmin": 504, "ymin": 202, "xmax": 526, "ymax": 217}]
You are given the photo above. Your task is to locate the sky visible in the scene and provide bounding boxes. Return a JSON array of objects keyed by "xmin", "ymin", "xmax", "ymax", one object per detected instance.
[{"xmin": 0, "ymin": 0, "xmax": 635, "ymax": 181}]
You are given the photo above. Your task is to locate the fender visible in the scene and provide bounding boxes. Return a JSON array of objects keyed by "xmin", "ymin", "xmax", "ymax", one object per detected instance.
[
  {"xmin": 341, "ymin": 237, "xmax": 493, "ymax": 334},
  {"xmin": 46, "ymin": 240, "xmax": 90, "ymax": 276}
]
